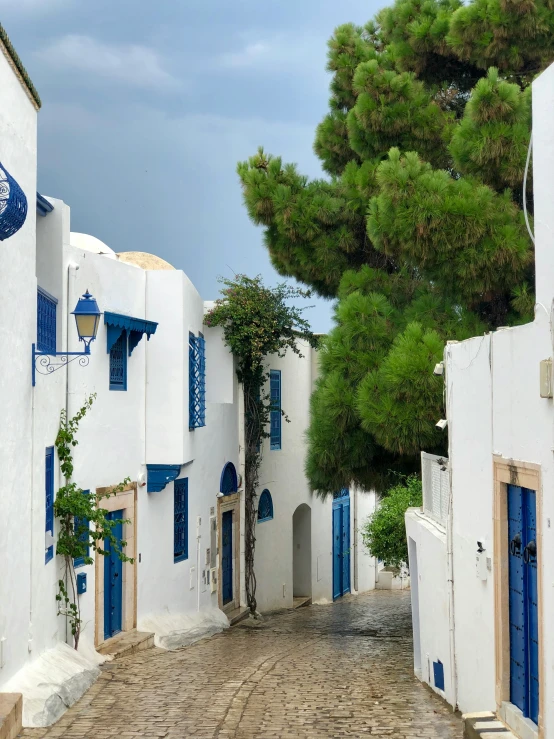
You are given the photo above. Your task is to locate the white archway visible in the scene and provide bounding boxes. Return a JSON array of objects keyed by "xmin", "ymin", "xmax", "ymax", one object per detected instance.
[{"xmin": 292, "ymin": 504, "xmax": 312, "ymax": 598}]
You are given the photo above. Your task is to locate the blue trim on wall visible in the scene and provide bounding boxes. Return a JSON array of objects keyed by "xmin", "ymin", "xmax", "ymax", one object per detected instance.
[
  {"xmin": 147, "ymin": 464, "xmax": 181, "ymax": 493},
  {"xmin": 36, "ymin": 193, "xmax": 54, "ymax": 217},
  {"xmin": 270, "ymin": 370, "xmax": 281, "ymax": 450},
  {"xmin": 258, "ymin": 489, "xmax": 274, "ymax": 522},
  {"xmin": 174, "ymin": 478, "xmax": 188, "ymax": 562},
  {"xmin": 104, "ymin": 312, "xmax": 158, "ymax": 355},
  {"xmin": 45, "ymin": 446, "xmax": 54, "ymax": 564}
]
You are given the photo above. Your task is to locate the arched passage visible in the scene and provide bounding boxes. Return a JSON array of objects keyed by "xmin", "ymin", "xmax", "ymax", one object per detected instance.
[{"xmin": 292, "ymin": 504, "xmax": 312, "ymax": 598}]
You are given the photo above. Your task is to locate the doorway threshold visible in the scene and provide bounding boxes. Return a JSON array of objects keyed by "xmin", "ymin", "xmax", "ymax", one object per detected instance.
[{"xmin": 292, "ymin": 596, "xmax": 311, "ymax": 609}]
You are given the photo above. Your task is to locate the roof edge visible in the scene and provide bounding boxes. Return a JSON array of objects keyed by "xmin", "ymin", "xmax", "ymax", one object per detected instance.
[{"xmin": 0, "ymin": 23, "xmax": 41, "ymax": 110}]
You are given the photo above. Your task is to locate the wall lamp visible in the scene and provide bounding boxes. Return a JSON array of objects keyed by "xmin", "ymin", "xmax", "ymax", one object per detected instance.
[{"xmin": 32, "ymin": 291, "xmax": 101, "ymax": 386}]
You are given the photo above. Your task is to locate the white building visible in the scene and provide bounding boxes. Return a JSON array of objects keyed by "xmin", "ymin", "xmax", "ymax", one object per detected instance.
[
  {"xmin": 0, "ymin": 22, "xmax": 378, "ymax": 733},
  {"xmin": 406, "ymin": 62, "xmax": 554, "ymax": 739}
]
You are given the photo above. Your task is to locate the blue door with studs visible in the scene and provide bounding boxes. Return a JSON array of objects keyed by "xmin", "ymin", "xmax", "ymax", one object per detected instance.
[
  {"xmin": 508, "ymin": 485, "xmax": 539, "ymax": 725},
  {"xmin": 332, "ymin": 489, "xmax": 351, "ymax": 600},
  {"xmin": 104, "ymin": 510, "xmax": 123, "ymax": 640},
  {"xmin": 222, "ymin": 510, "xmax": 233, "ymax": 605}
]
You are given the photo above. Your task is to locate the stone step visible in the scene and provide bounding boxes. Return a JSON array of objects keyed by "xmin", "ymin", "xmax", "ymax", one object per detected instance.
[
  {"xmin": 0, "ymin": 693, "xmax": 22, "ymax": 739},
  {"xmin": 97, "ymin": 629, "xmax": 155, "ymax": 659},
  {"xmin": 463, "ymin": 712, "xmax": 516, "ymax": 739},
  {"xmin": 292, "ymin": 596, "xmax": 311, "ymax": 609},
  {"xmin": 227, "ymin": 607, "xmax": 250, "ymax": 626}
]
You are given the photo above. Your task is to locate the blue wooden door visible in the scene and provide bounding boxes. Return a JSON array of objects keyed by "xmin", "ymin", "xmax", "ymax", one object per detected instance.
[
  {"xmin": 508, "ymin": 485, "xmax": 539, "ymax": 725},
  {"xmin": 104, "ymin": 510, "xmax": 123, "ymax": 640},
  {"xmin": 332, "ymin": 491, "xmax": 351, "ymax": 600},
  {"xmin": 222, "ymin": 510, "xmax": 233, "ymax": 605}
]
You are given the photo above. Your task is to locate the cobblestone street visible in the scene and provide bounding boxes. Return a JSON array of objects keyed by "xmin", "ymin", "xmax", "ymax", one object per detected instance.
[{"xmin": 21, "ymin": 591, "xmax": 462, "ymax": 739}]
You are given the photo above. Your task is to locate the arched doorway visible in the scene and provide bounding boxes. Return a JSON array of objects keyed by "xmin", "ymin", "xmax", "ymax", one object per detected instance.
[
  {"xmin": 218, "ymin": 462, "xmax": 239, "ymax": 612},
  {"xmin": 292, "ymin": 504, "xmax": 312, "ymax": 600}
]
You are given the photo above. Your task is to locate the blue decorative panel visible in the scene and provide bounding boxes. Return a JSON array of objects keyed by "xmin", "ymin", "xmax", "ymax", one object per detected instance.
[
  {"xmin": 258, "ymin": 489, "xmax": 273, "ymax": 522},
  {"xmin": 146, "ymin": 464, "xmax": 181, "ymax": 493},
  {"xmin": 270, "ymin": 370, "xmax": 281, "ymax": 450},
  {"xmin": 189, "ymin": 332, "xmax": 206, "ymax": 429},
  {"xmin": 74, "ymin": 490, "xmax": 90, "ymax": 568},
  {"xmin": 37, "ymin": 288, "xmax": 57, "ymax": 354},
  {"xmin": 332, "ymin": 492, "xmax": 351, "ymax": 600},
  {"xmin": 77, "ymin": 572, "xmax": 87, "ymax": 595},
  {"xmin": 109, "ymin": 330, "xmax": 127, "ymax": 390},
  {"xmin": 0, "ymin": 162, "xmax": 27, "ymax": 241},
  {"xmin": 220, "ymin": 462, "xmax": 238, "ymax": 495},
  {"xmin": 174, "ymin": 478, "xmax": 188, "ymax": 562},
  {"xmin": 104, "ymin": 312, "xmax": 158, "ymax": 356},
  {"xmin": 45, "ymin": 447, "xmax": 54, "ymax": 564},
  {"xmin": 433, "ymin": 660, "xmax": 445, "ymax": 691},
  {"xmin": 333, "ymin": 488, "xmax": 350, "ymax": 500}
]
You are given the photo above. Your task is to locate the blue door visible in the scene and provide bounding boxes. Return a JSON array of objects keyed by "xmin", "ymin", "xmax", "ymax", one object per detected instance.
[
  {"xmin": 222, "ymin": 510, "xmax": 233, "ymax": 605},
  {"xmin": 332, "ymin": 490, "xmax": 351, "ymax": 600},
  {"xmin": 104, "ymin": 510, "xmax": 123, "ymax": 640},
  {"xmin": 508, "ymin": 485, "xmax": 539, "ymax": 725}
]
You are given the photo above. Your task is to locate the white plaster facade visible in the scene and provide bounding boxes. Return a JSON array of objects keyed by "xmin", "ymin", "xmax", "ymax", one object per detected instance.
[{"xmin": 406, "ymin": 62, "xmax": 554, "ymax": 739}]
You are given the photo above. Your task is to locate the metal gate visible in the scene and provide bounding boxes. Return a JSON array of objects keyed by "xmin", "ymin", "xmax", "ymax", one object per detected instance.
[
  {"xmin": 332, "ymin": 489, "xmax": 350, "ymax": 600},
  {"xmin": 508, "ymin": 485, "xmax": 539, "ymax": 724}
]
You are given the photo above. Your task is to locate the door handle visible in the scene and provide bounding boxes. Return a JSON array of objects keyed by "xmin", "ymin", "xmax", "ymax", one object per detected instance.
[
  {"xmin": 510, "ymin": 533, "xmax": 522, "ymax": 557},
  {"xmin": 523, "ymin": 539, "xmax": 537, "ymax": 564}
]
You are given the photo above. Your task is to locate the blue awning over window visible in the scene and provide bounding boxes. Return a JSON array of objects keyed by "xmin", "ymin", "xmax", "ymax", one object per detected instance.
[{"xmin": 104, "ymin": 311, "xmax": 158, "ymax": 356}]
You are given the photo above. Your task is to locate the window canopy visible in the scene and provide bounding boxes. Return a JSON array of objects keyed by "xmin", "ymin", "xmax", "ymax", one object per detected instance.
[{"xmin": 104, "ymin": 311, "xmax": 158, "ymax": 356}]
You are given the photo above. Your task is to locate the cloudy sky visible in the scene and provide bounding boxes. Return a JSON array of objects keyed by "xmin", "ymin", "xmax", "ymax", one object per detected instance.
[{"xmin": 1, "ymin": 0, "xmax": 384, "ymax": 331}]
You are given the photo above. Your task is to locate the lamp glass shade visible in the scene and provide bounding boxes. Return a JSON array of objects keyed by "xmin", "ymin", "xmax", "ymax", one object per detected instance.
[{"xmin": 72, "ymin": 291, "xmax": 101, "ymax": 343}]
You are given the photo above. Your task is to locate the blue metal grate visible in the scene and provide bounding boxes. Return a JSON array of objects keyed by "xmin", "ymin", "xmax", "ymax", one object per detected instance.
[
  {"xmin": 45, "ymin": 447, "xmax": 54, "ymax": 564},
  {"xmin": 0, "ymin": 162, "xmax": 28, "ymax": 241},
  {"xmin": 109, "ymin": 330, "xmax": 127, "ymax": 390},
  {"xmin": 189, "ymin": 332, "xmax": 206, "ymax": 429},
  {"xmin": 270, "ymin": 370, "xmax": 281, "ymax": 450},
  {"xmin": 74, "ymin": 490, "xmax": 90, "ymax": 568},
  {"xmin": 258, "ymin": 489, "xmax": 274, "ymax": 522},
  {"xmin": 37, "ymin": 288, "xmax": 57, "ymax": 354},
  {"xmin": 174, "ymin": 478, "xmax": 188, "ymax": 562}
]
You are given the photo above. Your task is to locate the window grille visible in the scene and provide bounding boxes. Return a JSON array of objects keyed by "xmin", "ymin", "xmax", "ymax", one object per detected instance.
[
  {"xmin": 270, "ymin": 370, "xmax": 281, "ymax": 450},
  {"xmin": 421, "ymin": 452, "xmax": 450, "ymax": 527},
  {"xmin": 37, "ymin": 288, "xmax": 57, "ymax": 354},
  {"xmin": 189, "ymin": 332, "xmax": 206, "ymax": 429},
  {"xmin": 174, "ymin": 478, "xmax": 188, "ymax": 562},
  {"xmin": 45, "ymin": 447, "xmax": 54, "ymax": 564},
  {"xmin": 258, "ymin": 489, "xmax": 274, "ymax": 522},
  {"xmin": 109, "ymin": 330, "xmax": 127, "ymax": 390},
  {"xmin": 74, "ymin": 490, "xmax": 90, "ymax": 568}
]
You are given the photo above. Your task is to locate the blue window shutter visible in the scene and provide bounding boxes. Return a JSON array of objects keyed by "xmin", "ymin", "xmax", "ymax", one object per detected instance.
[
  {"xmin": 270, "ymin": 370, "xmax": 281, "ymax": 450},
  {"xmin": 109, "ymin": 330, "xmax": 127, "ymax": 390},
  {"xmin": 37, "ymin": 288, "xmax": 57, "ymax": 354},
  {"xmin": 174, "ymin": 478, "xmax": 188, "ymax": 562},
  {"xmin": 433, "ymin": 660, "xmax": 445, "ymax": 691},
  {"xmin": 45, "ymin": 447, "xmax": 54, "ymax": 564},
  {"xmin": 74, "ymin": 490, "xmax": 90, "ymax": 568},
  {"xmin": 189, "ymin": 333, "xmax": 206, "ymax": 429},
  {"xmin": 258, "ymin": 489, "xmax": 274, "ymax": 522}
]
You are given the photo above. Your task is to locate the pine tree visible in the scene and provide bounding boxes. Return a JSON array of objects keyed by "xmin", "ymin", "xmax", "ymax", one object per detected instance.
[{"xmin": 238, "ymin": 0, "xmax": 550, "ymax": 497}]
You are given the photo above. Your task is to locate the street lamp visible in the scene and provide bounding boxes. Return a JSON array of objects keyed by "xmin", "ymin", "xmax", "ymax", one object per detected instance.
[{"xmin": 32, "ymin": 290, "xmax": 102, "ymax": 386}]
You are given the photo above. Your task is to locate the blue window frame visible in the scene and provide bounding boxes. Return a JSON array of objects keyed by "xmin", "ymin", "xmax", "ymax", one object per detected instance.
[
  {"xmin": 270, "ymin": 370, "xmax": 281, "ymax": 450},
  {"xmin": 45, "ymin": 447, "xmax": 54, "ymax": 564},
  {"xmin": 220, "ymin": 462, "xmax": 238, "ymax": 496},
  {"xmin": 37, "ymin": 287, "xmax": 57, "ymax": 354},
  {"xmin": 258, "ymin": 489, "xmax": 274, "ymax": 522},
  {"xmin": 109, "ymin": 330, "xmax": 127, "ymax": 391},
  {"xmin": 189, "ymin": 332, "xmax": 206, "ymax": 429},
  {"xmin": 74, "ymin": 490, "xmax": 90, "ymax": 568},
  {"xmin": 174, "ymin": 478, "xmax": 188, "ymax": 562}
]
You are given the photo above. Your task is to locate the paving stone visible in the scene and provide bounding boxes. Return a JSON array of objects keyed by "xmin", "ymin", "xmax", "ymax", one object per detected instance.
[{"xmin": 19, "ymin": 591, "xmax": 462, "ymax": 739}]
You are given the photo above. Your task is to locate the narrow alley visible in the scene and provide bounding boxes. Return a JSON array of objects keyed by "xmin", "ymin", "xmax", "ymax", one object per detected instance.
[{"xmin": 21, "ymin": 592, "xmax": 462, "ymax": 739}]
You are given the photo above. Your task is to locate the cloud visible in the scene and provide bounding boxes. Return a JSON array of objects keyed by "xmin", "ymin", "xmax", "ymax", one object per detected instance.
[
  {"xmin": 220, "ymin": 42, "xmax": 271, "ymax": 69},
  {"xmin": 0, "ymin": 0, "xmax": 70, "ymax": 16},
  {"xmin": 219, "ymin": 32, "xmax": 328, "ymax": 77},
  {"xmin": 35, "ymin": 35, "xmax": 180, "ymax": 91}
]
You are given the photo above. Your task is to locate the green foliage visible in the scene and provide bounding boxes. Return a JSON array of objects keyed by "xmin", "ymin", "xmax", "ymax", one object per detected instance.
[
  {"xmin": 206, "ymin": 275, "xmax": 316, "ymax": 614},
  {"xmin": 361, "ymin": 474, "xmax": 423, "ymax": 569},
  {"xmin": 53, "ymin": 394, "xmax": 132, "ymax": 648},
  {"xmin": 237, "ymin": 0, "xmax": 545, "ymax": 496}
]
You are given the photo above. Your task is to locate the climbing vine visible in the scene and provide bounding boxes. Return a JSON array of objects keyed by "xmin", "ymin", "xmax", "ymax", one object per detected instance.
[
  {"xmin": 53, "ymin": 393, "xmax": 132, "ymax": 649},
  {"xmin": 206, "ymin": 275, "xmax": 316, "ymax": 615}
]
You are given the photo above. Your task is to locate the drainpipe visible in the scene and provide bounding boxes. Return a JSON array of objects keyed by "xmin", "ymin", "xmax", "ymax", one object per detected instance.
[{"xmin": 445, "ymin": 346, "xmax": 458, "ymax": 709}]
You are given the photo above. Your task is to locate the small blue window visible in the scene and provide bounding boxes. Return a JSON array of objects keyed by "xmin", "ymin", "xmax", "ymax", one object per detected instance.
[
  {"xmin": 74, "ymin": 490, "xmax": 90, "ymax": 568},
  {"xmin": 109, "ymin": 330, "xmax": 127, "ymax": 391},
  {"xmin": 174, "ymin": 478, "xmax": 188, "ymax": 562},
  {"xmin": 220, "ymin": 462, "xmax": 238, "ymax": 495},
  {"xmin": 45, "ymin": 447, "xmax": 54, "ymax": 564},
  {"xmin": 270, "ymin": 370, "xmax": 281, "ymax": 450},
  {"xmin": 258, "ymin": 489, "xmax": 273, "ymax": 522},
  {"xmin": 37, "ymin": 288, "xmax": 57, "ymax": 354},
  {"xmin": 433, "ymin": 660, "xmax": 445, "ymax": 691},
  {"xmin": 189, "ymin": 332, "xmax": 206, "ymax": 429}
]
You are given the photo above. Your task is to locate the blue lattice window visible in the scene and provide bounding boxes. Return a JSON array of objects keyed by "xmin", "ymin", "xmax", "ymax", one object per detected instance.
[
  {"xmin": 258, "ymin": 489, "xmax": 274, "ymax": 522},
  {"xmin": 37, "ymin": 288, "xmax": 57, "ymax": 354},
  {"xmin": 270, "ymin": 370, "xmax": 281, "ymax": 450},
  {"xmin": 74, "ymin": 490, "xmax": 90, "ymax": 568},
  {"xmin": 45, "ymin": 447, "xmax": 54, "ymax": 564},
  {"xmin": 174, "ymin": 478, "xmax": 188, "ymax": 562},
  {"xmin": 220, "ymin": 462, "xmax": 238, "ymax": 495},
  {"xmin": 109, "ymin": 330, "xmax": 127, "ymax": 391},
  {"xmin": 189, "ymin": 332, "xmax": 206, "ymax": 429}
]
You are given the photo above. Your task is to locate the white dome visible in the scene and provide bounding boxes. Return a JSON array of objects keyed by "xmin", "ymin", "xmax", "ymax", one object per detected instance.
[{"xmin": 70, "ymin": 232, "xmax": 116, "ymax": 259}]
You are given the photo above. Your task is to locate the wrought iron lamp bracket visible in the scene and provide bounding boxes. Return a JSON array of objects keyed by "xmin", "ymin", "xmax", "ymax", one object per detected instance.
[{"xmin": 32, "ymin": 343, "xmax": 91, "ymax": 387}]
